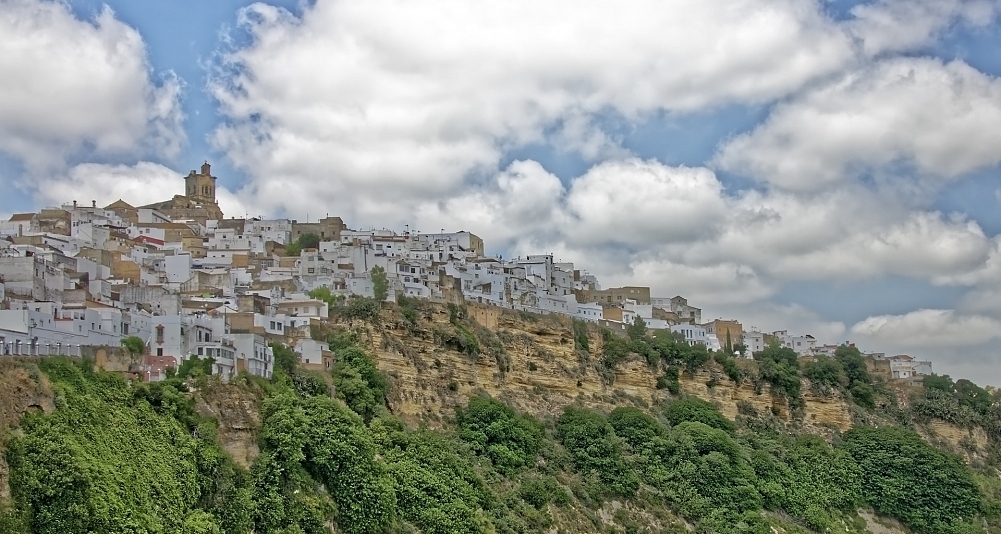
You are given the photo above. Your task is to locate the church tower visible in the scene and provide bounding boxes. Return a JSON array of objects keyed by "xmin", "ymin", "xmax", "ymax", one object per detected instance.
[{"xmin": 184, "ymin": 162, "xmax": 217, "ymax": 204}]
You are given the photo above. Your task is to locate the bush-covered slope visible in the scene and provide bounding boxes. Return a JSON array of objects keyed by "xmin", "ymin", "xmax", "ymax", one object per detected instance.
[{"xmin": 2, "ymin": 304, "xmax": 1001, "ymax": 533}]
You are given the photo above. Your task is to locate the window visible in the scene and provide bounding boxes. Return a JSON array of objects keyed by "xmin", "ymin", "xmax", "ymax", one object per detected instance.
[
  {"xmin": 198, "ymin": 347, "xmax": 203, "ymax": 355},
  {"xmin": 155, "ymin": 325, "xmax": 164, "ymax": 344},
  {"xmin": 156, "ymin": 348, "xmax": 163, "ymax": 356}
]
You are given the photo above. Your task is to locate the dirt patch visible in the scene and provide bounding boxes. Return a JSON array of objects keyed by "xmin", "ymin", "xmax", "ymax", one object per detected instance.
[{"xmin": 857, "ymin": 509, "xmax": 910, "ymax": 534}]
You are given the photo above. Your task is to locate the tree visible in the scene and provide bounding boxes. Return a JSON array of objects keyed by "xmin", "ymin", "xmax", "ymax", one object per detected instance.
[
  {"xmin": 297, "ymin": 232, "xmax": 320, "ymax": 250},
  {"xmin": 754, "ymin": 342, "xmax": 802, "ymax": 404},
  {"xmin": 121, "ymin": 335, "xmax": 146, "ymax": 356},
  {"xmin": 955, "ymin": 379, "xmax": 990, "ymax": 417},
  {"xmin": 733, "ymin": 341, "xmax": 748, "ymax": 357},
  {"xmin": 835, "ymin": 344, "xmax": 875, "ymax": 409},
  {"xmin": 345, "ymin": 297, "xmax": 380, "ymax": 320},
  {"xmin": 834, "ymin": 344, "xmax": 871, "ymax": 387},
  {"xmin": 802, "ymin": 356, "xmax": 846, "ymax": 389},
  {"xmin": 270, "ymin": 343, "xmax": 298, "ymax": 376},
  {"xmin": 626, "ymin": 315, "xmax": 647, "ymax": 340},
  {"xmin": 370, "ymin": 265, "xmax": 389, "ymax": 302},
  {"xmin": 284, "ymin": 232, "xmax": 319, "ymax": 257},
  {"xmin": 923, "ymin": 373, "xmax": 955, "ymax": 394},
  {"xmin": 332, "ymin": 347, "xmax": 389, "ymax": 422}
]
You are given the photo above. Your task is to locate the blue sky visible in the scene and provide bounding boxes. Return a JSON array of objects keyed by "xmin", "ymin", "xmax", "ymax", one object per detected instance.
[{"xmin": 2, "ymin": 0, "xmax": 1001, "ymax": 382}]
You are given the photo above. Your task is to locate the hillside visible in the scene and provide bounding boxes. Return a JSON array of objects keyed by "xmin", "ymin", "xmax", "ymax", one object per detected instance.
[{"xmin": 1, "ymin": 299, "xmax": 1000, "ymax": 534}]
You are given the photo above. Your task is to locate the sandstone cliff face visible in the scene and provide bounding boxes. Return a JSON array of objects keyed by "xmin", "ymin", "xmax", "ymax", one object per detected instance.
[
  {"xmin": 194, "ymin": 380, "xmax": 264, "ymax": 469},
  {"xmin": 369, "ymin": 306, "xmax": 647, "ymax": 423},
  {"xmin": 917, "ymin": 420, "xmax": 990, "ymax": 464},
  {"xmin": 0, "ymin": 360, "xmax": 55, "ymax": 501},
  {"xmin": 356, "ymin": 304, "xmax": 856, "ymax": 433}
]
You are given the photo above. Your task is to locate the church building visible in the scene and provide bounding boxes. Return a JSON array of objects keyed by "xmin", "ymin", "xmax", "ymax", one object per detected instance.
[{"xmin": 140, "ymin": 162, "xmax": 224, "ymax": 223}]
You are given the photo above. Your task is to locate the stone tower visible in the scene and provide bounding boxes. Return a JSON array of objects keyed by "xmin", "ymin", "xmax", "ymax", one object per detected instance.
[{"xmin": 184, "ymin": 162, "xmax": 217, "ymax": 204}]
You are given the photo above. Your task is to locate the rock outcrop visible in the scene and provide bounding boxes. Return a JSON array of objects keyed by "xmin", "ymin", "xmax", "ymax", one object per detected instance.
[
  {"xmin": 358, "ymin": 304, "xmax": 856, "ymax": 433},
  {"xmin": 0, "ymin": 360, "xmax": 54, "ymax": 501},
  {"xmin": 194, "ymin": 380, "xmax": 264, "ymax": 469}
]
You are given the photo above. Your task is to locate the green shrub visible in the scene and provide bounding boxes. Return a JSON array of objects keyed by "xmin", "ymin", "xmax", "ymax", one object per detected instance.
[
  {"xmin": 456, "ymin": 397, "xmax": 545, "ymax": 474},
  {"xmin": 556, "ymin": 407, "xmax": 638, "ymax": 497},
  {"xmin": 331, "ymin": 347, "xmax": 389, "ymax": 422},
  {"xmin": 609, "ymin": 407, "xmax": 665, "ymax": 447},
  {"xmin": 326, "ymin": 329, "xmax": 360, "ymax": 351},
  {"xmin": 372, "ymin": 419, "xmax": 494, "ymax": 534},
  {"xmin": 749, "ymin": 435, "xmax": 862, "ymax": 531},
  {"xmin": 344, "ymin": 297, "xmax": 381, "ymax": 320},
  {"xmin": 714, "ymin": 352, "xmax": 743, "ymax": 383},
  {"xmin": 841, "ymin": 426, "xmax": 982, "ymax": 534},
  {"xmin": 637, "ymin": 421, "xmax": 762, "ymax": 530},
  {"xmin": 7, "ymin": 359, "xmax": 247, "ymax": 534},
  {"xmin": 256, "ymin": 394, "xmax": 396, "ymax": 534},
  {"xmin": 754, "ymin": 344, "xmax": 802, "ymax": 408},
  {"xmin": 801, "ymin": 356, "xmax": 846, "ymax": 390},
  {"xmin": 665, "ymin": 397, "xmax": 735, "ymax": 433},
  {"xmin": 519, "ymin": 475, "xmax": 568, "ymax": 509},
  {"xmin": 572, "ymin": 319, "xmax": 590, "ymax": 354}
]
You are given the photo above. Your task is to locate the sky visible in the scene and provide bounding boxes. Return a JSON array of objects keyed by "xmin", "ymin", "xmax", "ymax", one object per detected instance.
[{"xmin": 2, "ymin": 0, "xmax": 1001, "ymax": 383}]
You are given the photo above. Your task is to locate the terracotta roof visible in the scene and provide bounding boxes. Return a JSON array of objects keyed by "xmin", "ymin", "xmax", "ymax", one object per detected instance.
[{"xmin": 8, "ymin": 213, "xmax": 34, "ymax": 222}]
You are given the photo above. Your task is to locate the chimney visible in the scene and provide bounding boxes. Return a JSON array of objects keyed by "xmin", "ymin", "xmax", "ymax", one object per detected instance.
[
  {"xmin": 92, "ymin": 200, "xmax": 96, "ymax": 208},
  {"xmin": 73, "ymin": 200, "xmax": 77, "ymax": 208}
]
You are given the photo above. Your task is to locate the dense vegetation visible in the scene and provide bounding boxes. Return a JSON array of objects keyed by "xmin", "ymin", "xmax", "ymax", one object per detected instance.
[{"xmin": 4, "ymin": 310, "xmax": 1001, "ymax": 534}]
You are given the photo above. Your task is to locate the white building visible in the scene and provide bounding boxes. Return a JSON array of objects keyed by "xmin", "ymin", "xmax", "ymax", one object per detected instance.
[
  {"xmin": 774, "ymin": 330, "xmax": 817, "ymax": 355},
  {"xmin": 670, "ymin": 324, "xmax": 715, "ymax": 348}
]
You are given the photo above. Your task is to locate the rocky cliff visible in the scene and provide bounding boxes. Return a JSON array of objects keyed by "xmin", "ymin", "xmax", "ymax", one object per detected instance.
[
  {"xmin": 353, "ymin": 303, "xmax": 857, "ymax": 435},
  {"xmin": 0, "ymin": 360, "xmax": 54, "ymax": 502},
  {"xmin": 194, "ymin": 380, "xmax": 264, "ymax": 469}
]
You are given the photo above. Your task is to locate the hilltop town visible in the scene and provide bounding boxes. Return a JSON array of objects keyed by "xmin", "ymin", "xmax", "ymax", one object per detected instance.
[{"xmin": 0, "ymin": 162, "xmax": 931, "ymax": 383}]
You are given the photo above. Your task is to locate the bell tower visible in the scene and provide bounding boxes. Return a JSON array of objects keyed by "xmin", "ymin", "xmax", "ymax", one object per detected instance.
[{"xmin": 184, "ymin": 162, "xmax": 217, "ymax": 204}]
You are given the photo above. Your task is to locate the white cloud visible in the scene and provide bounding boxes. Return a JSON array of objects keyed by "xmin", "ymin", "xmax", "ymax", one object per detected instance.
[
  {"xmin": 32, "ymin": 162, "xmax": 246, "ymax": 218},
  {"xmin": 716, "ymin": 58, "xmax": 1001, "ymax": 191},
  {"xmin": 210, "ymin": 0, "xmax": 856, "ymax": 219},
  {"xmin": 617, "ymin": 260, "xmax": 775, "ymax": 307},
  {"xmin": 849, "ymin": 0, "xmax": 1000, "ymax": 56},
  {"xmin": 408, "ymin": 158, "xmax": 994, "ymax": 309},
  {"xmin": 412, "ymin": 159, "xmax": 568, "ymax": 247},
  {"xmin": 957, "ymin": 285, "xmax": 1001, "ymax": 314},
  {"xmin": 934, "ymin": 236, "xmax": 1001, "ymax": 286},
  {"xmin": 562, "ymin": 160, "xmax": 728, "ymax": 247},
  {"xmin": 710, "ymin": 301, "xmax": 847, "ymax": 341},
  {"xmin": 0, "ymin": 0, "xmax": 185, "ymax": 168},
  {"xmin": 851, "ymin": 308, "xmax": 1001, "ymax": 348}
]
